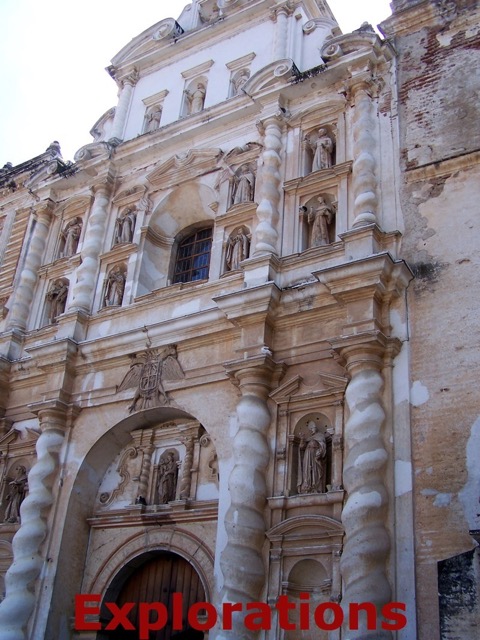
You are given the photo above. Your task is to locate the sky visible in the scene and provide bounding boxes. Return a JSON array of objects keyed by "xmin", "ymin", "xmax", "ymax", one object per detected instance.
[{"xmin": 0, "ymin": 0, "xmax": 392, "ymax": 167}]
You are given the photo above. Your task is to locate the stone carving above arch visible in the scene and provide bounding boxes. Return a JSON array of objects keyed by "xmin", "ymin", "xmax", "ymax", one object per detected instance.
[{"xmin": 146, "ymin": 148, "xmax": 223, "ymax": 189}]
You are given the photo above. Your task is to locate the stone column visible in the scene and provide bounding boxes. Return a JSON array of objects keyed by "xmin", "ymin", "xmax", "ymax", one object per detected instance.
[
  {"xmin": 0, "ymin": 401, "xmax": 68, "ymax": 640},
  {"xmin": 179, "ymin": 436, "xmax": 195, "ymax": 500},
  {"xmin": 68, "ymin": 177, "xmax": 113, "ymax": 313},
  {"xmin": 351, "ymin": 76, "xmax": 379, "ymax": 228},
  {"xmin": 136, "ymin": 443, "xmax": 154, "ymax": 504},
  {"xmin": 219, "ymin": 357, "xmax": 281, "ymax": 640},
  {"xmin": 7, "ymin": 200, "xmax": 54, "ymax": 332},
  {"xmin": 333, "ymin": 334, "xmax": 397, "ymax": 639},
  {"xmin": 252, "ymin": 114, "xmax": 285, "ymax": 257},
  {"xmin": 271, "ymin": 3, "xmax": 293, "ymax": 60},
  {"xmin": 109, "ymin": 68, "xmax": 139, "ymax": 144}
]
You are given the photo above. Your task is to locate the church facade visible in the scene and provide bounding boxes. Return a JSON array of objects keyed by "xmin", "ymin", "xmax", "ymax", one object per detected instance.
[{"xmin": 0, "ymin": 1, "xmax": 479, "ymax": 638}]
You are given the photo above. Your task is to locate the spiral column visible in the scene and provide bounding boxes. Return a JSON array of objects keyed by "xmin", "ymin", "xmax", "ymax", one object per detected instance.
[
  {"xmin": 335, "ymin": 336, "xmax": 393, "ymax": 639},
  {"xmin": 179, "ymin": 436, "xmax": 195, "ymax": 500},
  {"xmin": 0, "ymin": 402, "xmax": 67, "ymax": 640},
  {"xmin": 68, "ymin": 178, "xmax": 112, "ymax": 313},
  {"xmin": 7, "ymin": 200, "xmax": 54, "ymax": 332},
  {"xmin": 252, "ymin": 114, "xmax": 284, "ymax": 257},
  {"xmin": 351, "ymin": 78, "xmax": 379, "ymax": 228},
  {"xmin": 218, "ymin": 357, "xmax": 280, "ymax": 640}
]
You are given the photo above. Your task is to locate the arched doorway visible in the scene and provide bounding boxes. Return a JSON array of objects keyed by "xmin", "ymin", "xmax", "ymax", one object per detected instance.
[{"xmin": 97, "ymin": 550, "xmax": 206, "ymax": 640}]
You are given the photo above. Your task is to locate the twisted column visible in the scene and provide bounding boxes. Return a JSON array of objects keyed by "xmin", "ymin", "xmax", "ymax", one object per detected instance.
[
  {"xmin": 68, "ymin": 179, "xmax": 112, "ymax": 313},
  {"xmin": 253, "ymin": 114, "xmax": 284, "ymax": 257},
  {"xmin": 351, "ymin": 79, "xmax": 379, "ymax": 228},
  {"xmin": 0, "ymin": 402, "xmax": 67, "ymax": 640},
  {"xmin": 7, "ymin": 201, "xmax": 54, "ymax": 331},
  {"xmin": 136, "ymin": 444, "xmax": 154, "ymax": 503},
  {"xmin": 219, "ymin": 358, "xmax": 279, "ymax": 640},
  {"xmin": 336, "ymin": 338, "xmax": 392, "ymax": 639},
  {"xmin": 109, "ymin": 68, "xmax": 139, "ymax": 143},
  {"xmin": 179, "ymin": 436, "xmax": 195, "ymax": 500}
]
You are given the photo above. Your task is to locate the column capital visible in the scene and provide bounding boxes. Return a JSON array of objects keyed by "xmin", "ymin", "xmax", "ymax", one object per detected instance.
[
  {"xmin": 224, "ymin": 354, "xmax": 286, "ymax": 399},
  {"xmin": 118, "ymin": 67, "xmax": 139, "ymax": 88},
  {"xmin": 330, "ymin": 331, "xmax": 402, "ymax": 376},
  {"xmin": 91, "ymin": 172, "xmax": 115, "ymax": 197},
  {"xmin": 256, "ymin": 109, "xmax": 289, "ymax": 135},
  {"xmin": 27, "ymin": 399, "xmax": 80, "ymax": 431},
  {"xmin": 343, "ymin": 71, "xmax": 383, "ymax": 103},
  {"xmin": 32, "ymin": 197, "xmax": 55, "ymax": 222},
  {"xmin": 269, "ymin": 1, "xmax": 295, "ymax": 21}
]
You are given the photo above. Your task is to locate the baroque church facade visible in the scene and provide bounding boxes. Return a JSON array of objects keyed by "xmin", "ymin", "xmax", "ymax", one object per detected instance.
[{"xmin": 0, "ymin": 0, "xmax": 479, "ymax": 638}]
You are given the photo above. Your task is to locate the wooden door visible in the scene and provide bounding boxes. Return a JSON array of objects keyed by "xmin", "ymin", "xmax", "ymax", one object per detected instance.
[{"xmin": 99, "ymin": 551, "xmax": 206, "ymax": 640}]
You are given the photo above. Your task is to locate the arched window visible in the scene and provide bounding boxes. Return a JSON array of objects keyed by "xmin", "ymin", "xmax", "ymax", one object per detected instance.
[{"xmin": 173, "ymin": 228, "xmax": 212, "ymax": 284}]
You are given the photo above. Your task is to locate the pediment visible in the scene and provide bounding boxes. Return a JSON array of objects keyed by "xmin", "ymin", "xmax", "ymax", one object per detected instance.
[
  {"xmin": 147, "ymin": 148, "xmax": 223, "ymax": 188},
  {"xmin": 243, "ymin": 59, "xmax": 299, "ymax": 96},
  {"xmin": 267, "ymin": 514, "xmax": 343, "ymax": 540},
  {"xmin": 0, "ymin": 427, "xmax": 40, "ymax": 447},
  {"xmin": 270, "ymin": 372, "xmax": 347, "ymax": 403},
  {"xmin": 321, "ymin": 30, "xmax": 384, "ymax": 62}
]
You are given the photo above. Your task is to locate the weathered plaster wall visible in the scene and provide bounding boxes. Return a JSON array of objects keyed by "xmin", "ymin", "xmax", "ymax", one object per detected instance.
[{"xmin": 391, "ymin": 3, "xmax": 480, "ymax": 637}]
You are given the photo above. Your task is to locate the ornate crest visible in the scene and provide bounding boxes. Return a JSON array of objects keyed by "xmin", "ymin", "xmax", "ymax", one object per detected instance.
[{"xmin": 117, "ymin": 345, "xmax": 184, "ymax": 412}]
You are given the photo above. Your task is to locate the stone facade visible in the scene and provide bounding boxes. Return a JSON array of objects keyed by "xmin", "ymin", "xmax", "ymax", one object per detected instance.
[{"xmin": 0, "ymin": 1, "xmax": 478, "ymax": 639}]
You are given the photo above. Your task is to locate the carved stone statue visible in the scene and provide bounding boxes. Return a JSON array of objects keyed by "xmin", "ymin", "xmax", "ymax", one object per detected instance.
[
  {"xmin": 114, "ymin": 208, "xmax": 136, "ymax": 245},
  {"xmin": 226, "ymin": 228, "xmax": 250, "ymax": 271},
  {"xmin": 156, "ymin": 452, "xmax": 178, "ymax": 503},
  {"xmin": 307, "ymin": 196, "xmax": 335, "ymax": 247},
  {"xmin": 46, "ymin": 279, "xmax": 68, "ymax": 323},
  {"xmin": 3, "ymin": 466, "xmax": 28, "ymax": 523},
  {"xmin": 185, "ymin": 83, "xmax": 206, "ymax": 114},
  {"xmin": 61, "ymin": 218, "xmax": 82, "ymax": 257},
  {"xmin": 233, "ymin": 165, "xmax": 255, "ymax": 205},
  {"xmin": 145, "ymin": 106, "xmax": 162, "ymax": 133},
  {"xmin": 232, "ymin": 70, "xmax": 249, "ymax": 95},
  {"xmin": 103, "ymin": 265, "xmax": 126, "ymax": 307},
  {"xmin": 310, "ymin": 128, "xmax": 334, "ymax": 172},
  {"xmin": 297, "ymin": 422, "xmax": 327, "ymax": 494}
]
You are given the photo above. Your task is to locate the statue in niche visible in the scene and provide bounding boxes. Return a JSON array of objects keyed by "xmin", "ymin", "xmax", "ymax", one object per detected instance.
[
  {"xmin": 156, "ymin": 452, "xmax": 178, "ymax": 503},
  {"xmin": 145, "ymin": 106, "xmax": 162, "ymax": 133},
  {"xmin": 226, "ymin": 227, "xmax": 250, "ymax": 271},
  {"xmin": 114, "ymin": 208, "xmax": 136, "ymax": 245},
  {"xmin": 46, "ymin": 279, "xmax": 68, "ymax": 323},
  {"xmin": 232, "ymin": 70, "xmax": 249, "ymax": 95},
  {"xmin": 232, "ymin": 165, "xmax": 255, "ymax": 205},
  {"xmin": 3, "ymin": 466, "xmax": 28, "ymax": 523},
  {"xmin": 309, "ymin": 128, "xmax": 334, "ymax": 172},
  {"xmin": 103, "ymin": 265, "xmax": 126, "ymax": 307},
  {"xmin": 118, "ymin": 345, "xmax": 185, "ymax": 412},
  {"xmin": 306, "ymin": 196, "xmax": 335, "ymax": 247},
  {"xmin": 297, "ymin": 421, "xmax": 327, "ymax": 494},
  {"xmin": 185, "ymin": 83, "xmax": 206, "ymax": 114},
  {"xmin": 61, "ymin": 217, "xmax": 82, "ymax": 257}
]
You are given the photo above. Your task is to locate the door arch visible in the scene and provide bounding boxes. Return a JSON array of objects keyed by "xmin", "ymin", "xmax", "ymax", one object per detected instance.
[{"xmin": 97, "ymin": 550, "xmax": 206, "ymax": 640}]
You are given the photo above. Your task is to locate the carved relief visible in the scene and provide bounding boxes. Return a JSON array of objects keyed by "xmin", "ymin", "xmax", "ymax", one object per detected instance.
[
  {"xmin": 59, "ymin": 217, "xmax": 82, "ymax": 258},
  {"xmin": 45, "ymin": 278, "xmax": 68, "ymax": 323},
  {"xmin": 117, "ymin": 345, "xmax": 184, "ymax": 412},
  {"xmin": 230, "ymin": 68, "xmax": 250, "ymax": 97},
  {"xmin": 113, "ymin": 208, "xmax": 136, "ymax": 245},
  {"xmin": 98, "ymin": 447, "xmax": 138, "ymax": 508},
  {"xmin": 225, "ymin": 226, "xmax": 251, "ymax": 271},
  {"xmin": 103, "ymin": 264, "xmax": 126, "ymax": 307}
]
